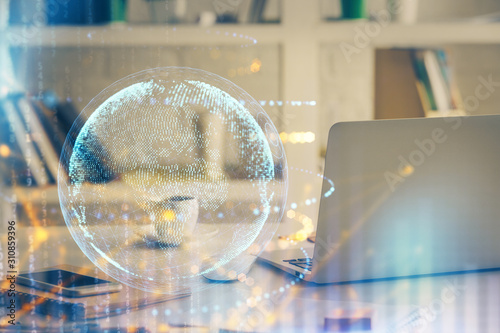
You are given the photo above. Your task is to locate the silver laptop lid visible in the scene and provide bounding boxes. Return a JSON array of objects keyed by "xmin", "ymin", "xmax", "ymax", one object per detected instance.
[{"xmin": 312, "ymin": 116, "xmax": 500, "ymax": 283}]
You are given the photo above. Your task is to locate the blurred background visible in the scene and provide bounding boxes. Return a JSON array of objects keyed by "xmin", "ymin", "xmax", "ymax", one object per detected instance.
[{"xmin": 2, "ymin": 0, "xmax": 500, "ymax": 232}]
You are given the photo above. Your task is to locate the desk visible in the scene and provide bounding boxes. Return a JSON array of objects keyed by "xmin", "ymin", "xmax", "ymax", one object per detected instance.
[{"xmin": 4, "ymin": 226, "xmax": 500, "ymax": 332}]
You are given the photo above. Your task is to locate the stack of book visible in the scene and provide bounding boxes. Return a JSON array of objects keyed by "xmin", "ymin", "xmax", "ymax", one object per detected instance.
[
  {"xmin": 412, "ymin": 49, "xmax": 463, "ymax": 114},
  {"xmin": 236, "ymin": 0, "xmax": 280, "ymax": 24},
  {"xmin": 9, "ymin": 0, "xmax": 127, "ymax": 25},
  {"xmin": 9, "ymin": 0, "xmax": 281, "ymax": 26},
  {"xmin": 375, "ymin": 48, "xmax": 465, "ymax": 119},
  {"xmin": 0, "ymin": 92, "xmax": 79, "ymax": 187}
]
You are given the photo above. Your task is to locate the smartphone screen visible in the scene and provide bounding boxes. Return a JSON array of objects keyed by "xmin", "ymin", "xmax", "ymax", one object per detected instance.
[{"xmin": 18, "ymin": 270, "xmax": 113, "ymax": 288}]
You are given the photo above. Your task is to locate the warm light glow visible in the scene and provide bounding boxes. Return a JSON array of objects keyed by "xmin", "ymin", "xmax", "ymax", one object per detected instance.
[
  {"xmin": 280, "ymin": 131, "xmax": 316, "ymax": 144},
  {"xmin": 266, "ymin": 314, "xmax": 276, "ymax": 324},
  {"xmin": 250, "ymin": 58, "xmax": 262, "ymax": 73},
  {"xmin": 294, "ymin": 230, "xmax": 308, "ymax": 241},
  {"xmin": 35, "ymin": 228, "xmax": 49, "ymax": 242},
  {"xmin": 281, "ymin": 210, "xmax": 315, "ymax": 242},
  {"xmin": 400, "ymin": 164, "xmax": 415, "ymax": 176},
  {"xmin": 162, "ymin": 209, "xmax": 176, "ymax": 221},
  {"xmin": 0, "ymin": 144, "xmax": 10, "ymax": 157},
  {"xmin": 158, "ymin": 324, "xmax": 170, "ymax": 332},
  {"xmin": 304, "ymin": 132, "xmax": 315, "ymax": 142},
  {"xmin": 246, "ymin": 296, "xmax": 257, "ymax": 307},
  {"xmin": 227, "ymin": 270, "xmax": 237, "ymax": 279},
  {"xmin": 252, "ymin": 286, "xmax": 262, "ymax": 295}
]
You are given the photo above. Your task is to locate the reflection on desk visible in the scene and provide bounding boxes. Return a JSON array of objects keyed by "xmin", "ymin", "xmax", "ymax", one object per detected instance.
[{"xmin": 3, "ymin": 226, "xmax": 500, "ymax": 332}]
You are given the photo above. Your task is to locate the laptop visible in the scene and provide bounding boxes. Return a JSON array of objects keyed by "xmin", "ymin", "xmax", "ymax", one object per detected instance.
[{"xmin": 259, "ymin": 115, "xmax": 500, "ymax": 283}]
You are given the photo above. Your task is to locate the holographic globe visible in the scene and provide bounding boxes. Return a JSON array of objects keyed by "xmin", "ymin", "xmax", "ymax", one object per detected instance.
[{"xmin": 58, "ymin": 67, "xmax": 287, "ymax": 294}]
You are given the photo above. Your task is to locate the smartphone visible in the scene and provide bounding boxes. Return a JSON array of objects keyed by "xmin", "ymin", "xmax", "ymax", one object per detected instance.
[{"xmin": 16, "ymin": 269, "xmax": 122, "ymax": 297}]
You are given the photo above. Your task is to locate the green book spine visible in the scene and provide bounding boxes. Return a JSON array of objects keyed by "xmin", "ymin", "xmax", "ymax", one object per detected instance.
[
  {"xmin": 411, "ymin": 50, "xmax": 437, "ymax": 111},
  {"xmin": 111, "ymin": 0, "xmax": 127, "ymax": 22}
]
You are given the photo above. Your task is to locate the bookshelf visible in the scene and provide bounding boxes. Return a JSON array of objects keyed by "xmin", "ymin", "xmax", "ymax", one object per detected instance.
[
  {"xmin": 4, "ymin": 22, "xmax": 500, "ymax": 47},
  {"xmin": 11, "ymin": 179, "xmax": 284, "ymax": 206},
  {"xmin": 318, "ymin": 22, "xmax": 500, "ymax": 46},
  {"xmin": 374, "ymin": 48, "xmax": 467, "ymax": 119},
  {"xmin": 3, "ymin": 0, "xmax": 500, "ymax": 226}
]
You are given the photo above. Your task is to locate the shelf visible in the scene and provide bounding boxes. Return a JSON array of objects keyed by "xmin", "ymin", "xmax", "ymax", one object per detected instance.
[
  {"xmin": 317, "ymin": 22, "xmax": 500, "ymax": 46},
  {"xmin": 9, "ymin": 179, "xmax": 285, "ymax": 205},
  {"xmin": 3, "ymin": 22, "xmax": 500, "ymax": 47},
  {"xmin": 424, "ymin": 109, "xmax": 467, "ymax": 118},
  {"xmin": 2, "ymin": 24, "xmax": 284, "ymax": 47}
]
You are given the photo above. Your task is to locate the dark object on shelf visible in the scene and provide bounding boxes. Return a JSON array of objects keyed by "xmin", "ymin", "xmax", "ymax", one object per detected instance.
[
  {"xmin": 45, "ymin": 0, "xmax": 112, "ymax": 25},
  {"xmin": 238, "ymin": 0, "xmax": 281, "ymax": 24},
  {"xmin": 340, "ymin": 0, "xmax": 366, "ymax": 19},
  {"xmin": 259, "ymin": 0, "xmax": 280, "ymax": 23},
  {"xmin": 110, "ymin": 0, "xmax": 128, "ymax": 22},
  {"xmin": 250, "ymin": 0, "xmax": 266, "ymax": 23},
  {"xmin": 216, "ymin": 13, "xmax": 238, "ymax": 24},
  {"xmin": 8, "ymin": 0, "xmax": 37, "ymax": 25}
]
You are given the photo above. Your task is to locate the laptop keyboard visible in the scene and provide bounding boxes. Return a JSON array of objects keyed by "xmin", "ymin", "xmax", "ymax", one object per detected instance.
[{"xmin": 283, "ymin": 258, "xmax": 313, "ymax": 271}]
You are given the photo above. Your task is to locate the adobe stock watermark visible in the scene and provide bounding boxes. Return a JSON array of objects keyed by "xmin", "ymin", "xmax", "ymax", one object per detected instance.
[
  {"xmin": 339, "ymin": 2, "xmax": 403, "ymax": 64},
  {"xmin": 385, "ymin": 74, "xmax": 500, "ymax": 192},
  {"xmin": 384, "ymin": 128, "xmax": 447, "ymax": 192},
  {"xmin": 388, "ymin": 278, "xmax": 467, "ymax": 333}
]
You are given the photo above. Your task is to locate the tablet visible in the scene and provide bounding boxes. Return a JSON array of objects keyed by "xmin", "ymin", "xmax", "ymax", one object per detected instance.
[{"xmin": 17, "ymin": 269, "xmax": 122, "ymax": 297}]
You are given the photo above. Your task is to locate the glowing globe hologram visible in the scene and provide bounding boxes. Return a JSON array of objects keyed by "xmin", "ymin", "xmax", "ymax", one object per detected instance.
[{"xmin": 58, "ymin": 67, "xmax": 287, "ymax": 294}]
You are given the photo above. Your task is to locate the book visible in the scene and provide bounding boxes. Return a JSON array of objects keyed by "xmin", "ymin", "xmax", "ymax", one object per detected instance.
[
  {"xmin": 260, "ymin": 0, "xmax": 280, "ymax": 23},
  {"xmin": 31, "ymin": 99, "xmax": 66, "ymax": 159},
  {"xmin": 435, "ymin": 49, "xmax": 463, "ymax": 110},
  {"xmin": 0, "ymin": 97, "xmax": 33, "ymax": 186},
  {"xmin": 412, "ymin": 50, "xmax": 437, "ymax": 111},
  {"xmin": 37, "ymin": 91, "xmax": 116, "ymax": 184},
  {"xmin": 46, "ymin": 0, "xmax": 111, "ymax": 25},
  {"xmin": 49, "ymin": 96, "xmax": 82, "ymax": 135},
  {"xmin": 17, "ymin": 98, "xmax": 61, "ymax": 183},
  {"xmin": 2, "ymin": 97, "xmax": 49, "ymax": 186},
  {"xmin": 375, "ymin": 48, "xmax": 465, "ymax": 119},
  {"xmin": 249, "ymin": 0, "xmax": 266, "ymax": 23},
  {"xmin": 422, "ymin": 49, "xmax": 452, "ymax": 111},
  {"xmin": 237, "ymin": 0, "xmax": 253, "ymax": 24},
  {"xmin": 110, "ymin": 0, "xmax": 127, "ymax": 23}
]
